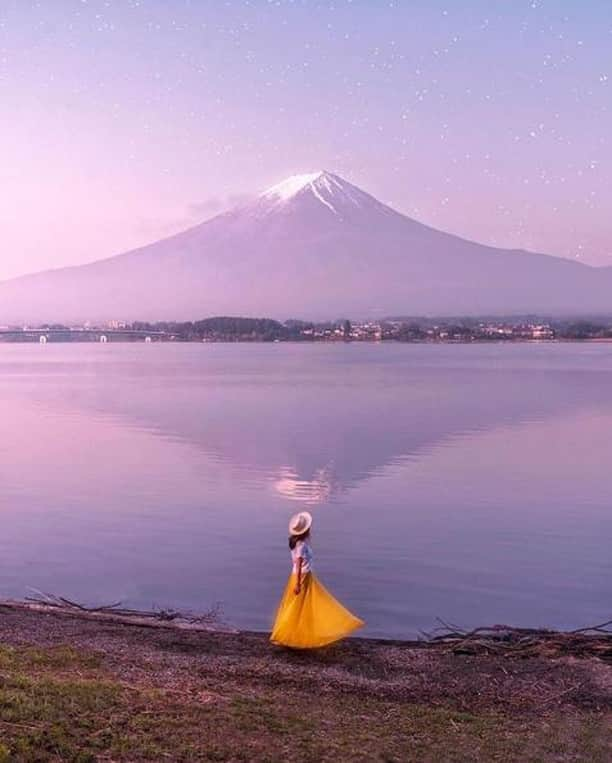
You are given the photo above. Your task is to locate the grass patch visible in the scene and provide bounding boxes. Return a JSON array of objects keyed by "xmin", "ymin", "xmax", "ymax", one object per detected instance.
[
  {"xmin": 0, "ymin": 645, "xmax": 102, "ymax": 673},
  {"xmin": 0, "ymin": 644, "xmax": 608, "ymax": 761}
]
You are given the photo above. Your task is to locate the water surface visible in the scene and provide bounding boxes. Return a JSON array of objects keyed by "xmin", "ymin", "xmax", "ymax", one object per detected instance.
[{"xmin": 0, "ymin": 342, "xmax": 610, "ymax": 638}]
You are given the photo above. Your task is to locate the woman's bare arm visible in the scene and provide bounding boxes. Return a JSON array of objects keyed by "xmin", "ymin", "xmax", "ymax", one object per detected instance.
[{"xmin": 294, "ymin": 557, "xmax": 303, "ymax": 595}]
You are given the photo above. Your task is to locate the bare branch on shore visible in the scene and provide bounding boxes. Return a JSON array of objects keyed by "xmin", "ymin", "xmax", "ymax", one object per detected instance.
[
  {"xmin": 421, "ymin": 618, "xmax": 612, "ymax": 660},
  {"xmin": 569, "ymin": 619, "xmax": 612, "ymax": 634},
  {"xmin": 10, "ymin": 590, "xmax": 230, "ymax": 632}
]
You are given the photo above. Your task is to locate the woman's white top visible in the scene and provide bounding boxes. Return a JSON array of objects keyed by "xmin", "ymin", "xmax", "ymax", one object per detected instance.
[{"xmin": 291, "ymin": 540, "xmax": 313, "ymax": 574}]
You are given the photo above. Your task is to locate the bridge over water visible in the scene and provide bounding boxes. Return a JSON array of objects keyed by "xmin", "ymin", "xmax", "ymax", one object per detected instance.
[{"xmin": 0, "ymin": 329, "xmax": 170, "ymax": 343}]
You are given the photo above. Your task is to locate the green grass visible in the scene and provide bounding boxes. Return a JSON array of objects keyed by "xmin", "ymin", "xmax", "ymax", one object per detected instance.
[{"xmin": 0, "ymin": 645, "xmax": 609, "ymax": 761}]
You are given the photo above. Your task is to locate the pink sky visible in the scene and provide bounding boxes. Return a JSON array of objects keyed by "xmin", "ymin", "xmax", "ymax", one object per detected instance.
[{"xmin": 1, "ymin": 0, "xmax": 610, "ymax": 281}]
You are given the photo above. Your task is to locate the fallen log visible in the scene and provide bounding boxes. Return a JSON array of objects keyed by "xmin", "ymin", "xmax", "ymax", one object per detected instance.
[{"xmin": 0, "ymin": 590, "xmax": 235, "ymax": 633}]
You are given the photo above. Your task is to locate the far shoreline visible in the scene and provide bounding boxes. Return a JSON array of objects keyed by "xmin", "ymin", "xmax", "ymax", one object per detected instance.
[
  {"xmin": 3, "ymin": 315, "xmax": 612, "ymax": 344},
  {"xmin": 3, "ymin": 337, "xmax": 612, "ymax": 345}
]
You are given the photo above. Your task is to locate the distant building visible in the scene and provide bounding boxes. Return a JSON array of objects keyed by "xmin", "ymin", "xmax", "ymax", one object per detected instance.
[{"xmin": 531, "ymin": 325, "xmax": 554, "ymax": 340}]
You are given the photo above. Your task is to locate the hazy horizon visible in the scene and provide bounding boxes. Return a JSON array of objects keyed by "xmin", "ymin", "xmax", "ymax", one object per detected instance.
[{"xmin": 1, "ymin": 0, "xmax": 611, "ymax": 281}]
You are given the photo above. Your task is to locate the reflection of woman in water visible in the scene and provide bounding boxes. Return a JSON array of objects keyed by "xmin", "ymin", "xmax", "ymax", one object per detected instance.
[{"xmin": 270, "ymin": 511, "xmax": 364, "ymax": 648}]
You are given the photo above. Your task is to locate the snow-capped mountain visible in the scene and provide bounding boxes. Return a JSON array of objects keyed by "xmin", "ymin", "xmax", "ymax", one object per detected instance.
[
  {"xmin": 259, "ymin": 171, "xmax": 397, "ymax": 217},
  {"xmin": 0, "ymin": 170, "xmax": 610, "ymax": 322}
]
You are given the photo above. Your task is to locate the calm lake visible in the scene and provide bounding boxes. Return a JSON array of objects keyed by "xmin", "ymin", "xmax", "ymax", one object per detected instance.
[{"xmin": 0, "ymin": 342, "xmax": 610, "ymax": 638}]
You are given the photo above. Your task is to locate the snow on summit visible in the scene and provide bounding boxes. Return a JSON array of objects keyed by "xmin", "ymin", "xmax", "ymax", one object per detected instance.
[
  {"xmin": 262, "ymin": 170, "xmax": 370, "ymax": 215},
  {"xmin": 264, "ymin": 172, "xmax": 326, "ymax": 201}
]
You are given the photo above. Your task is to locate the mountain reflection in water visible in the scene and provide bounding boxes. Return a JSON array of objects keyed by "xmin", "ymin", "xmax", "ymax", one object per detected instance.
[{"xmin": 0, "ymin": 342, "xmax": 610, "ymax": 638}]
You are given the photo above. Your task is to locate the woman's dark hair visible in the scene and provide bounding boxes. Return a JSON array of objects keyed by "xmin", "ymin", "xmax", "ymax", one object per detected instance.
[{"xmin": 289, "ymin": 529, "xmax": 310, "ymax": 550}]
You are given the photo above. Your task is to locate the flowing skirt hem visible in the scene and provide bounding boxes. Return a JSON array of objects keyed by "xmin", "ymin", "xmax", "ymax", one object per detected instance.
[{"xmin": 270, "ymin": 572, "xmax": 364, "ymax": 649}]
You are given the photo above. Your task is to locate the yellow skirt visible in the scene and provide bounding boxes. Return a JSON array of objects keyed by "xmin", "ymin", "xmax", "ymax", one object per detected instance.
[{"xmin": 270, "ymin": 572, "xmax": 364, "ymax": 649}]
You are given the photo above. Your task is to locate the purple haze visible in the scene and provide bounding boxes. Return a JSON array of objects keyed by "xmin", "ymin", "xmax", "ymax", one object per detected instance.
[{"xmin": 0, "ymin": 0, "xmax": 611, "ymax": 283}]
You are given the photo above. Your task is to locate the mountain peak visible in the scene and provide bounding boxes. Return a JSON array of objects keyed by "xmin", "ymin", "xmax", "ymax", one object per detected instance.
[
  {"xmin": 260, "ymin": 170, "xmax": 374, "ymax": 216},
  {"xmin": 263, "ymin": 171, "xmax": 329, "ymax": 200}
]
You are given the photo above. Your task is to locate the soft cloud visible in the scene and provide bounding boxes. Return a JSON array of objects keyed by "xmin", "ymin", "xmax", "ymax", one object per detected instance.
[
  {"xmin": 187, "ymin": 194, "xmax": 253, "ymax": 220},
  {"xmin": 130, "ymin": 194, "xmax": 254, "ymax": 245}
]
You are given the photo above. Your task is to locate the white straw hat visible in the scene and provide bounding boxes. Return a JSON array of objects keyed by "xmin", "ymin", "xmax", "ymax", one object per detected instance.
[{"xmin": 288, "ymin": 511, "xmax": 313, "ymax": 536}]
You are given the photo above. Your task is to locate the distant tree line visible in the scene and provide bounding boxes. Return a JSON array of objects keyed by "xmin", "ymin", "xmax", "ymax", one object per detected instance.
[
  {"xmin": 129, "ymin": 317, "xmax": 341, "ymax": 342},
  {"xmin": 125, "ymin": 316, "xmax": 612, "ymax": 342},
  {"xmin": 554, "ymin": 321, "xmax": 612, "ymax": 339}
]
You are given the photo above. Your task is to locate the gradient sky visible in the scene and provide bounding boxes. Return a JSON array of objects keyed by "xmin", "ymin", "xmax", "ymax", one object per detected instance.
[{"xmin": 1, "ymin": 0, "xmax": 610, "ymax": 280}]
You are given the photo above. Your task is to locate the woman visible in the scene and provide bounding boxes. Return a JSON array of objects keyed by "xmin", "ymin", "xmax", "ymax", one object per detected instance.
[{"xmin": 270, "ymin": 511, "xmax": 364, "ymax": 648}]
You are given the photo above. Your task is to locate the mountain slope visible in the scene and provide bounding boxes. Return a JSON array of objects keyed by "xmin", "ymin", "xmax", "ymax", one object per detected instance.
[{"xmin": 0, "ymin": 171, "xmax": 609, "ymax": 322}]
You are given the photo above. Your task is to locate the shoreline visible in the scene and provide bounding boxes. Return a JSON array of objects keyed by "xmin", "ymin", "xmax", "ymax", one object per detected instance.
[
  {"xmin": 0, "ymin": 602, "xmax": 609, "ymax": 761},
  {"xmin": 3, "ymin": 598, "xmax": 612, "ymax": 650},
  {"xmin": 3, "ymin": 336, "xmax": 612, "ymax": 346}
]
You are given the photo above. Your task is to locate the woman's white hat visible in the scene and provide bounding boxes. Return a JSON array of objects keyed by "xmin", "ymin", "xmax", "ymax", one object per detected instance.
[{"xmin": 288, "ymin": 511, "xmax": 313, "ymax": 536}]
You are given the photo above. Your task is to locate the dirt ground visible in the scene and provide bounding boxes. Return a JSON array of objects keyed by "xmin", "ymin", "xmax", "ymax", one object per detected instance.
[{"xmin": 0, "ymin": 604, "xmax": 610, "ymax": 762}]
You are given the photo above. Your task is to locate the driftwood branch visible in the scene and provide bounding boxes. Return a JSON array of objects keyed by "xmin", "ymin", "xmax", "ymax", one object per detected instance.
[
  {"xmin": 421, "ymin": 617, "xmax": 612, "ymax": 660},
  {"xmin": 14, "ymin": 590, "xmax": 229, "ymax": 632},
  {"xmin": 25, "ymin": 589, "xmax": 124, "ymax": 613},
  {"xmin": 569, "ymin": 619, "xmax": 612, "ymax": 634}
]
